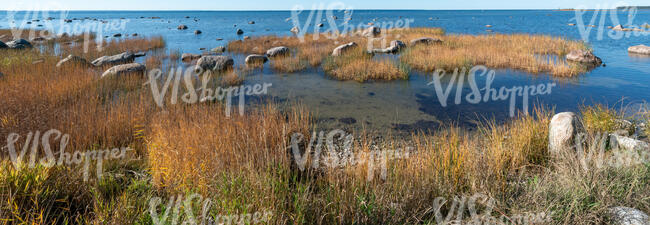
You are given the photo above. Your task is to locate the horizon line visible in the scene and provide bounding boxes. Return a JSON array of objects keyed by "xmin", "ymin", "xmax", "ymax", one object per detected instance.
[{"xmin": 0, "ymin": 8, "xmax": 642, "ymax": 11}]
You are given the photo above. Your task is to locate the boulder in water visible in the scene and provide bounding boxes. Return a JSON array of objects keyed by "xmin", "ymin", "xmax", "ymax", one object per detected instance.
[
  {"xmin": 266, "ymin": 46, "xmax": 290, "ymax": 57},
  {"xmin": 101, "ymin": 63, "xmax": 146, "ymax": 78},
  {"xmin": 566, "ymin": 50, "xmax": 602, "ymax": 65},
  {"xmin": 628, "ymin": 45, "xmax": 650, "ymax": 55},
  {"xmin": 195, "ymin": 55, "xmax": 234, "ymax": 73},
  {"xmin": 245, "ymin": 54, "xmax": 268, "ymax": 64}
]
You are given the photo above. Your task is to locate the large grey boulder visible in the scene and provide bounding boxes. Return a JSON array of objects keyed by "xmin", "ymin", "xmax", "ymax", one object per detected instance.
[
  {"xmin": 608, "ymin": 207, "xmax": 650, "ymax": 225},
  {"xmin": 245, "ymin": 54, "xmax": 268, "ymax": 64},
  {"xmin": 332, "ymin": 42, "xmax": 358, "ymax": 56},
  {"xmin": 566, "ymin": 50, "xmax": 602, "ymax": 65},
  {"xmin": 549, "ymin": 112, "xmax": 580, "ymax": 156},
  {"xmin": 410, "ymin": 37, "xmax": 443, "ymax": 46},
  {"xmin": 101, "ymin": 63, "xmax": 146, "ymax": 78},
  {"xmin": 56, "ymin": 55, "xmax": 92, "ymax": 68},
  {"xmin": 195, "ymin": 55, "xmax": 234, "ymax": 73},
  {"xmin": 6, "ymin": 39, "xmax": 33, "ymax": 49},
  {"xmin": 628, "ymin": 45, "xmax": 650, "ymax": 55},
  {"xmin": 266, "ymin": 46, "xmax": 290, "ymax": 57},
  {"xmin": 92, "ymin": 52, "xmax": 145, "ymax": 67},
  {"xmin": 362, "ymin": 26, "xmax": 381, "ymax": 37}
]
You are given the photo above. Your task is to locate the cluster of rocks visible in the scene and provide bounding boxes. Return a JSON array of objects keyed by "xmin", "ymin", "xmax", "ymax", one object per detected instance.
[
  {"xmin": 328, "ymin": 27, "xmax": 443, "ymax": 56},
  {"xmin": 549, "ymin": 112, "xmax": 648, "ymax": 155},
  {"xmin": 54, "ymin": 51, "xmax": 147, "ymax": 78},
  {"xmin": 242, "ymin": 46, "xmax": 290, "ymax": 65},
  {"xmin": 549, "ymin": 112, "xmax": 650, "ymax": 225}
]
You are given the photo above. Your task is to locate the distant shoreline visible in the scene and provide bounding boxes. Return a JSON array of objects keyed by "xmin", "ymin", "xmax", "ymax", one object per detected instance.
[{"xmin": 0, "ymin": 8, "xmax": 642, "ymax": 12}]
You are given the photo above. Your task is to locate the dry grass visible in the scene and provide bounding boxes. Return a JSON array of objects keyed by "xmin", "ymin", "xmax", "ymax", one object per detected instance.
[
  {"xmin": 394, "ymin": 29, "xmax": 589, "ymax": 77},
  {"xmin": 322, "ymin": 47, "xmax": 408, "ymax": 82},
  {"xmin": 270, "ymin": 56, "xmax": 308, "ymax": 73},
  {"xmin": 1, "ymin": 33, "xmax": 648, "ymax": 225}
]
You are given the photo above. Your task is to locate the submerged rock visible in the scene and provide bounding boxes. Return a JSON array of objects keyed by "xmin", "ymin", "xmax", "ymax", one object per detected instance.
[
  {"xmin": 332, "ymin": 42, "xmax": 358, "ymax": 56},
  {"xmin": 245, "ymin": 54, "xmax": 268, "ymax": 64},
  {"xmin": 101, "ymin": 63, "xmax": 146, "ymax": 78},
  {"xmin": 236, "ymin": 29, "xmax": 244, "ymax": 35},
  {"xmin": 628, "ymin": 45, "xmax": 650, "ymax": 55},
  {"xmin": 608, "ymin": 207, "xmax": 650, "ymax": 225},
  {"xmin": 410, "ymin": 37, "xmax": 442, "ymax": 46},
  {"xmin": 566, "ymin": 50, "xmax": 602, "ymax": 65},
  {"xmin": 56, "ymin": 55, "xmax": 92, "ymax": 68},
  {"xmin": 6, "ymin": 39, "xmax": 33, "ymax": 49},
  {"xmin": 195, "ymin": 55, "xmax": 234, "ymax": 73},
  {"xmin": 266, "ymin": 46, "xmax": 290, "ymax": 57},
  {"xmin": 549, "ymin": 112, "xmax": 580, "ymax": 156},
  {"xmin": 92, "ymin": 52, "xmax": 145, "ymax": 67}
]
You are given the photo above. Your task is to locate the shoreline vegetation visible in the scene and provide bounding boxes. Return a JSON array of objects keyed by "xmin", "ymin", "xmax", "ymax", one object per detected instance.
[
  {"xmin": 227, "ymin": 27, "xmax": 593, "ymax": 81},
  {"xmin": 0, "ymin": 29, "xmax": 648, "ymax": 225}
]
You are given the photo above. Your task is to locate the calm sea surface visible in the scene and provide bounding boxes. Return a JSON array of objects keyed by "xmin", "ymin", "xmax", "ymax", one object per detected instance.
[{"xmin": 2, "ymin": 10, "xmax": 650, "ymax": 134}]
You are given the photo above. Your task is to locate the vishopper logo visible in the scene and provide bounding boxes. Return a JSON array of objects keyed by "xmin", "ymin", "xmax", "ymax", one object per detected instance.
[
  {"xmin": 2, "ymin": 129, "xmax": 133, "ymax": 181},
  {"xmin": 427, "ymin": 66, "xmax": 557, "ymax": 118},
  {"xmin": 429, "ymin": 193, "xmax": 552, "ymax": 224},
  {"xmin": 143, "ymin": 67, "xmax": 272, "ymax": 117},
  {"xmin": 148, "ymin": 193, "xmax": 272, "ymax": 225},
  {"xmin": 572, "ymin": 2, "xmax": 650, "ymax": 42},
  {"xmin": 289, "ymin": 2, "xmax": 414, "ymax": 49},
  {"xmin": 289, "ymin": 129, "xmax": 412, "ymax": 181},
  {"xmin": 4, "ymin": 2, "xmax": 130, "ymax": 53}
]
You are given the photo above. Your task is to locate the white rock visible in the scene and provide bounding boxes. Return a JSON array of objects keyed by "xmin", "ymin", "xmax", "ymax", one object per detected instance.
[
  {"xmin": 628, "ymin": 45, "xmax": 650, "ymax": 55},
  {"xmin": 608, "ymin": 207, "xmax": 650, "ymax": 225},
  {"xmin": 549, "ymin": 112, "xmax": 580, "ymax": 156}
]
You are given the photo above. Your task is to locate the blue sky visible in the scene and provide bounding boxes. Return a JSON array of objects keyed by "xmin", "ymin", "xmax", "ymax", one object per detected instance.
[{"xmin": 2, "ymin": 0, "xmax": 649, "ymax": 10}]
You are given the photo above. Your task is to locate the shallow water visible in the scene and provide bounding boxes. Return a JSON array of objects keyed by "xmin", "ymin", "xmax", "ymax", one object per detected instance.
[{"xmin": 2, "ymin": 10, "xmax": 650, "ymax": 135}]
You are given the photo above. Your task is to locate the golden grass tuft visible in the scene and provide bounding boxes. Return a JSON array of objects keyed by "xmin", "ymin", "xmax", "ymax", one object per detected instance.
[
  {"xmin": 322, "ymin": 46, "xmax": 408, "ymax": 82},
  {"xmin": 395, "ymin": 29, "xmax": 589, "ymax": 77},
  {"xmin": 270, "ymin": 56, "xmax": 308, "ymax": 73}
]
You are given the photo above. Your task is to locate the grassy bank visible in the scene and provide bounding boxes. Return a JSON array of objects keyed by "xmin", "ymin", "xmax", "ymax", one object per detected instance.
[{"xmin": 0, "ymin": 32, "xmax": 648, "ymax": 225}]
